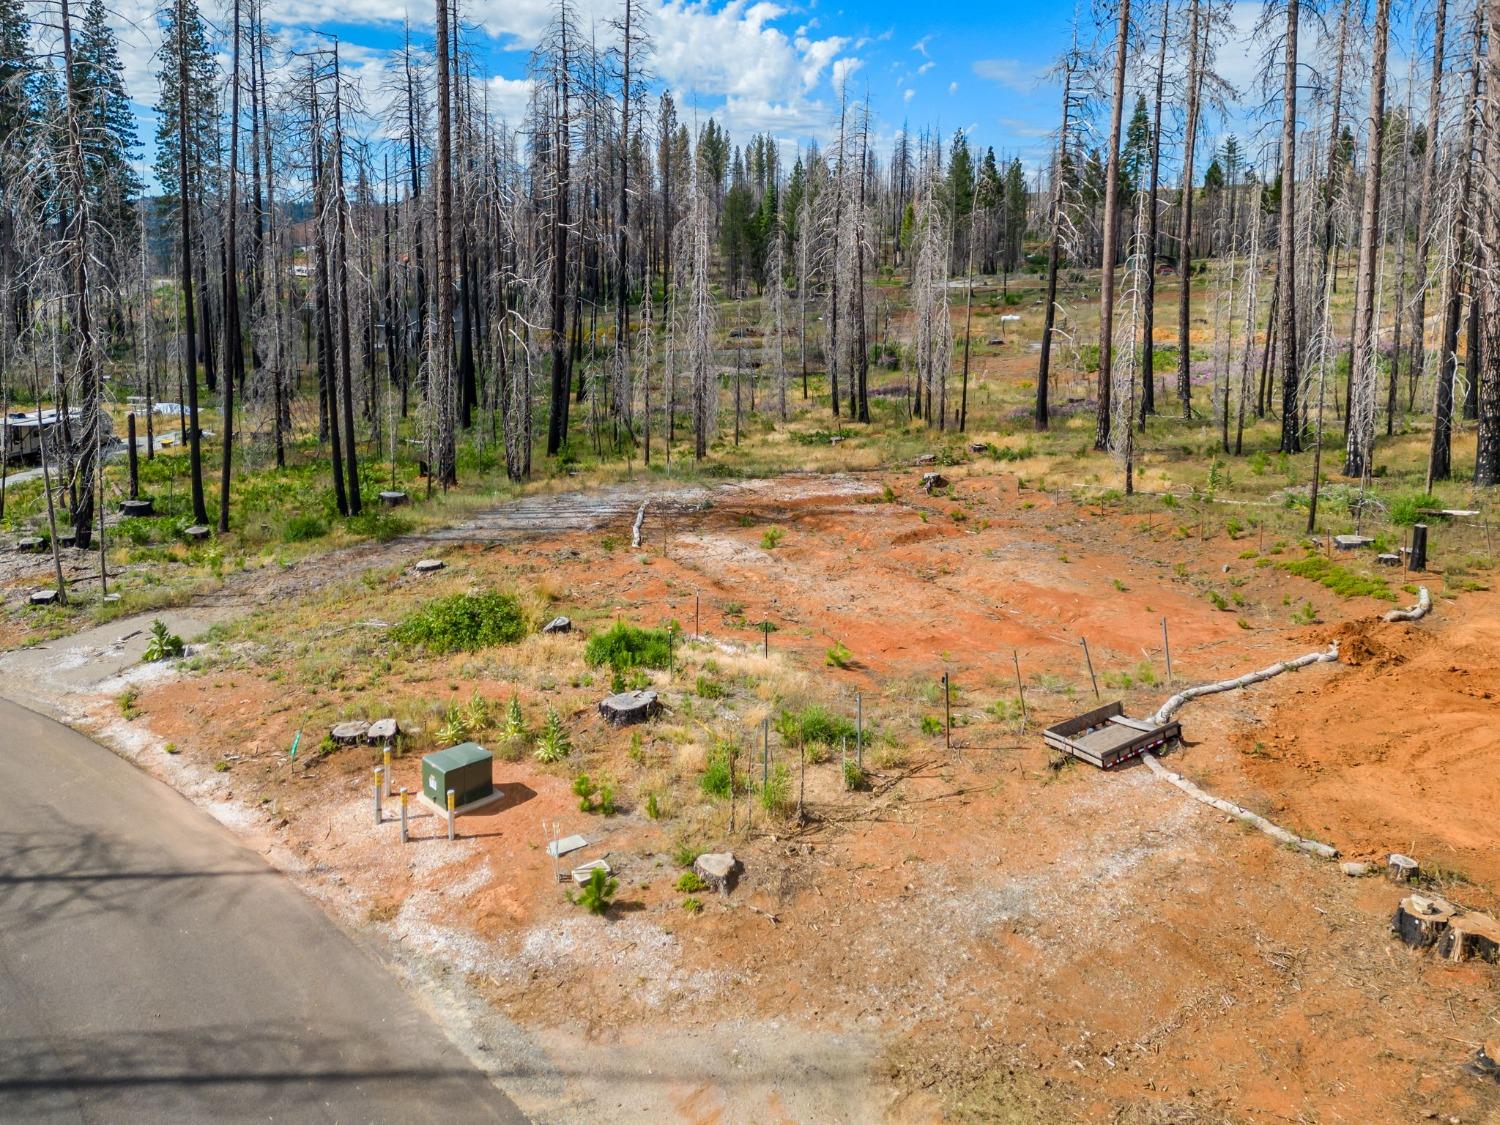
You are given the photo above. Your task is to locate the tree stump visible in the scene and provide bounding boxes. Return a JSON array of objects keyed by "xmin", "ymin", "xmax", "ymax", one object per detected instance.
[
  {"xmin": 183, "ymin": 525, "xmax": 211, "ymax": 542},
  {"xmin": 1376, "ymin": 553, "xmax": 1400, "ymax": 567},
  {"xmin": 1387, "ymin": 853, "xmax": 1420, "ymax": 882},
  {"xmin": 693, "ymin": 851, "xmax": 740, "ymax": 895},
  {"xmin": 541, "ymin": 616, "xmax": 572, "ymax": 634},
  {"xmin": 1391, "ymin": 894, "xmax": 1456, "ymax": 949},
  {"xmin": 1471, "ymin": 1040, "xmax": 1500, "ymax": 1082},
  {"xmin": 366, "ymin": 718, "xmax": 399, "ymax": 744},
  {"xmin": 57, "ymin": 531, "xmax": 78, "ymax": 549},
  {"xmin": 914, "ymin": 453, "xmax": 937, "ymax": 466},
  {"xmin": 17, "ymin": 536, "xmax": 47, "ymax": 553},
  {"xmin": 378, "ymin": 490, "xmax": 409, "ymax": 507},
  {"xmin": 1436, "ymin": 911, "xmax": 1500, "ymax": 963},
  {"xmin": 921, "ymin": 472, "xmax": 947, "ymax": 494},
  {"xmin": 1340, "ymin": 861, "xmax": 1373, "ymax": 877},
  {"xmin": 598, "ymin": 689, "xmax": 659, "ymax": 727},
  {"xmin": 28, "ymin": 589, "xmax": 59, "ymax": 606},
  {"xmin": 413, "ymin": 558, "xmax": 445, "ymax": 574},
  {"xmin": 120, "ymin": 498, "xmax": 154, "ymax": 517},
  {"xmin": 330, "ymin": 721, "xmax": 370, "ymax": 745}
]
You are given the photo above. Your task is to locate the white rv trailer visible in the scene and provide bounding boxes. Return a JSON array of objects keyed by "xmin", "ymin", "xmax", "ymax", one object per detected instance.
[{"xmin": 2, "ymin": 408, "xmax": 113, "ymax": 464}]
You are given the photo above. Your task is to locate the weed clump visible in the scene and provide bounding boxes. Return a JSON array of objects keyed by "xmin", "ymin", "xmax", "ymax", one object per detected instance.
[
  {"xmin": 1279, "ymin": 554, "xmax": 1395, "ymax": 600},
  {"xmin": 534, "ymin": 708, "xmax": 572, "ymax": 763},
  {"xmin": 584, "ymin": 621, "xmax": 673, "ymax": 672},
  {"xmin": 392, "ymin": 592, "xmax": 528, "ymax": 653},
  {"xmin": 143, "ymin": 619, "xmax": 185, "ymax": 661}
]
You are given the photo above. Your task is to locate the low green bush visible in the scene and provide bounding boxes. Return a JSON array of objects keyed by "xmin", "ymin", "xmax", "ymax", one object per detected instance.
[{"xmin": 392, "ymin": 592, "xmax": 528, "ymax": 653}]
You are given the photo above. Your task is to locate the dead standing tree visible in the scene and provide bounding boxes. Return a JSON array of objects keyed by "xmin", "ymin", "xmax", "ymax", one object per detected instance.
[{"xmin": 1094, "ymin": 0, "xmax": 1131, "ymax": 452}]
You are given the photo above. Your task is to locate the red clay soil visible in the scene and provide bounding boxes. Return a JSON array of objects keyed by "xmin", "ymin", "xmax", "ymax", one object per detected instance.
[
  {"xmin": 87, "ymin": 469, "xmax": 1500, "ymax": 1123},
  {"xmin": 1239, "ymin": 601, "xmax": 1500, "ymax": 902}
]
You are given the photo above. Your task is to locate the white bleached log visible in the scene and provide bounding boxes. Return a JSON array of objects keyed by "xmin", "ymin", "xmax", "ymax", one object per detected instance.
[
  {"xmin": 1382, "ymin": 585, "xmax": 1431, "ymax": 623},
  {"xmin": 1147, "ymin": 643, "xmax": 1341, "ymax": 727},
  {"xmin": 1140, "ymin": 752, "xmax": 1340, "ymax": 858},
  {"xmin": 631, "ymin": 502, "xmax": 647, "ymax": 549}
]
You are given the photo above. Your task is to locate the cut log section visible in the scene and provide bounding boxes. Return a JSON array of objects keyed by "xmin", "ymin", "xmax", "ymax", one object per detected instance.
[
  {"xmin": 921, "ymin": 472, "xmax": 947, "ymax": 493},
  {"xmin": 1391, "ymin": 894, "xmax": 1457, "ymax": 949},
  {"xmin": 119, "ymin": 498, "xmax": 154, "ymax": 517},
  {"xmin": 541, "ymin": 616, "xmax": 573, "ymax": 634},
  {"xmin": 378, "ymin": 490, "xmax": 410, "ymax": 506}
]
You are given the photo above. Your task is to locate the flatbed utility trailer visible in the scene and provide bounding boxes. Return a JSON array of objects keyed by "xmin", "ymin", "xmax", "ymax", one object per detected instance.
[{"xmin": 1043, "ymin": 701, "xmax": 1180, "ymax": 769}]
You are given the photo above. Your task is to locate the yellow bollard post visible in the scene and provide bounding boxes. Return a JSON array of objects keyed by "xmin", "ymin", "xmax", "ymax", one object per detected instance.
[
  {"xmin": 373, "ymin": 766, "xmax": 384, "ymax": 824},
  {"xmin": 382, "ymin": 747, "xmax": 392, "ymax": 797},
  {"xmin": 446, "ymin": 788, "xmax": 456, "ymax": 841},
  {"xmin": 399, "ymin": 788, "xmax": 409, "ymax": 844}
]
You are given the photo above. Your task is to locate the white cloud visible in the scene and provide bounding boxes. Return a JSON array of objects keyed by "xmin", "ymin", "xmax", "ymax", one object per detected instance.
[
  {"xmin": 917, "ymin": 60, "xmax": 933, "ymax": 75},
  {"xmin": 903, "ymin": 88, "xmax": 914, "ymax": 103},
  {"xmin": 948, "ymin": 81, "xmax": 957, "ymax": 95},
  {"xmin": 911, "ymin": 33, "xmax": 934, "ymax": 57},
  {"xmin": 972, "ymin": 57, "xmax": 1040, "ymax": 95}
]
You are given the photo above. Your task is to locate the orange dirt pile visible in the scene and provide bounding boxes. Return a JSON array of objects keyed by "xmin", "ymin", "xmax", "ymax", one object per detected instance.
[{"xmin": 1242, "ymin": 595, "xmax": 1500, "ymax": 899}]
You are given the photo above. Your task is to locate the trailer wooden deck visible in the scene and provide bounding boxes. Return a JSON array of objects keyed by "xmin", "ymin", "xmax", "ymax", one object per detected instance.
[{"xmin": 1043, "ymin": 701, "xmax": 1180, "ymax": 769}]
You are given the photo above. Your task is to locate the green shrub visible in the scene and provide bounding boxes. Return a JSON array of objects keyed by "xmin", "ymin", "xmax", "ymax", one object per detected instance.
[
  {"xmin": 1388, "ymin": 490, "xmax": 1439, "ymax": 526},
  {"xmin": 534, "ymin": 708, "xmax": 572, "ymax": 763},
  {"xmin": 759, "ymin": 763, "xmax": 793, "ymax": 816},
  {"xmin": 349, "ymin": 509, "xmax": 412, "ymax": 542},
  {"xmin": 392, "ymin": 592, "xmax": 528, "ymax": 653},
  {"xmin": 569, "ymin": 866, "xmax": 618, "ymax": 915},
  {"xmin": 142, "ymin": 619, "xmax": 185, "ymax": 661},
  {"xmin": 760, "ymin": 526, "xmax": 785, "ymax": 549},
  {"xmin": 842, "ymin": 760, "xmax": 868, "ymax": 791},
  {"xmin": 584, "ymin": 621, "xmax": 673, "ymax": 672},
  {"xmin": 699, "ymin": 743, "xmax": 740, "ymax": 799},
  {"xmin": 282, "ymin": 513, "xmax": 329, "ymax": 542},
  {"xmin": 920, "ymin": 715, "xmax": 943, "ymax": 736},
  {"xmin": 775, "ymin": 705, "xmax": 856, "ymax": 749},
  {"xmin": 681, "ymin": 896, "xmax": 704, "ymax": 914},
  {"xmin": 695, "ymin": 674, "xmax": 725, "ymax": 699},
  {"xmin": 825, "ymin": 641, "xmax": 854, "ymax": 669},
  {"xmin": 676, "ymin": 871, "xmax": 708, "ymax": 893}
]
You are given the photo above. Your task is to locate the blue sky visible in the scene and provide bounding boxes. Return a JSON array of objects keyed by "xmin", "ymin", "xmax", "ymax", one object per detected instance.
[{"xmin": 99, "ymin": 0, "xmax": 1275, "ymax": 181}]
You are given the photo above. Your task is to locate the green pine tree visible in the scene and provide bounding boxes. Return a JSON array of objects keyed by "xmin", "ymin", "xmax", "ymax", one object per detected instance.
[
  {"xmin": 153, "ymin": 0, "xmax": 219, "ymax": 209},
  {"xmin": 75, "ymin": 0, "xmax": 141, "ymax": 247}
]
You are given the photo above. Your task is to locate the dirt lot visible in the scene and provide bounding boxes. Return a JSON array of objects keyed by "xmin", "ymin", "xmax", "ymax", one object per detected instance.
[{"xmin": 12, "ymin": 465, "xmax": 1500, "ymax": 1123}]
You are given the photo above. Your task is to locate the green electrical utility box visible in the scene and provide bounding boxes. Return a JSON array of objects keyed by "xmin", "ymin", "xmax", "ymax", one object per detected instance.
[{"xmin": 421, "ymin": 742, "xmax": 494, "ymax": 808}]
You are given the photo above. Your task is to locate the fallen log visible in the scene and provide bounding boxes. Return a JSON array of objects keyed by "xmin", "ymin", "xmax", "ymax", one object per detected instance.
[
  {"xmin": 1147, "ymin": 643, "xmax": 1340, "ymax": 727},
  {"xmin": 631, "ymin": 502, "xmax": 647, "ymax": 549},
  {"xmin": 1141, "ymin": 753, "xmax": 1338, "ymax": 858},
  {"xmin": 1382, "ymin": 585, "xmax": 1431, "ymax": 623}
]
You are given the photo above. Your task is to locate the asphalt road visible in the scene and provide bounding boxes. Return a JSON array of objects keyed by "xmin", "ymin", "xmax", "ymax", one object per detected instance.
[{"xmin": 0, "ymin": 698, "xmax": 527, "ymax": 1124}]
